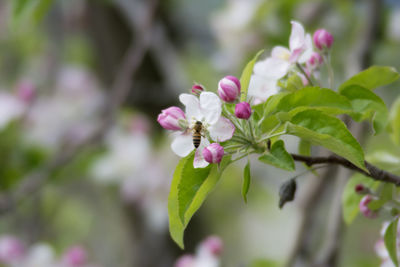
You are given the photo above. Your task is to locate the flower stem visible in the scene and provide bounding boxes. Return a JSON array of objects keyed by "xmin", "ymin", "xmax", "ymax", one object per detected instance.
[
  {"xmin": 296, "ymin": 63, "xmax": 314, "ymax": 86},
  {"xmin": 247, "ymin": 119, "xmax": 256, "ymax": 142},
  {"xmin": 230, "ymin": 151, "xmax": 255, "ymax": 164},
  {"xmin": 231, "ymin": 135, "xmax": 251, "ymax": 144},
  {"xmin": 257, "ymin": 131, "xmax": 287, "ymax": 143},
  {"xmin": 325, "ymin": 53, "xmax": 334, "ymax": 89},
  {"xmin": 222, "ymin": 108, "xmax": 246, "ymax": 137}
]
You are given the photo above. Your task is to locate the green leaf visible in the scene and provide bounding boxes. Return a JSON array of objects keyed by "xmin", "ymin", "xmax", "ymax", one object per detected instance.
[
  {"xmin": 258, "ymin": 140, "xmax": 295, "ymax": 171},
  {"xmin": 342, "ymin": 173, "xmax": 378, "ymax": 224},
  {"xmin": 340, "ymin": 85, "xmax": 388, "ymax": 134},
  {"xmin": 250, "ymin": 259, "xmax": 280, "ymax": 267},
  {"xmin": 381, "ymin": 183, "xmax": 395, "ymax": 202},
  {"xmin": 12, "ymin": 0, "xmax": 54, "ymax": 27},
  {"xmin": 367, "ymin": 199, "xmax": 386, "ymax": 211},
  {"xmin": 339, "ymin": 66, "xmax": 399, "ymax": 91},
  {"xmin": 263, "ymin": 92, "xmax": 289, "ymax": 116},
  {"xmin": 298, "ymin": 139, "xmax": 311, "ymax": 156},
  {"xmin": 286, "ymin": 110, "xmax": 366, "ymax": 171},
  {"xmin": 384, "ymin": 217, "xmax": 399, "ymax": 267},
  {"xmin": 273, "ymin": 87, "xmax": 353, "ymax": 115},
  {"xmin": 242, "ymin": 160, "xmax": 251, "ymax": 203},
  {"xmin": 259, "ymin": 115, "xmax": 281, "ymax": 134},
  {"xmin": 278, "ymin": 74, "xmax": 304, "ymax": 92},
  {"xmin": 168, "ymin": 153, "xmax": 231, "ymax": 248},
  {"xmin": 32, "ymin": 0, "xmax": 54, "ymax": 23},
  {"xmin": 12, "ymin": 0, "xmax": 30, "ymax": 19},
  {"xmin": 368, "ymin": 182, "xmax": 395, "ymax": 210},
  {"xmin": 389, "ymin": 97, "xmax": 400, "ymax": 145},
  {"xmin": 240, "ymin": 50, "xmax": 264, "ymax": 102}
]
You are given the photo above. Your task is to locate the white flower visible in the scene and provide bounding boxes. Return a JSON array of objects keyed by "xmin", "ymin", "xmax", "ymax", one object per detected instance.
[
  {"xmin": 171, "ymin": 92, "xmax": 235, "ymax": 168},
  {"xmin": 25, "ymin": 66, "xmax": 104, "ymax": 149},
  {"xmin": 248, "ymin": 21, "xmax": 313, "ymax": 102},
  {"xmin": 0, "ymin": 92, "xmax": 25, "ymax": 130},
  {"xmin": 15, "ymin": 243, "xmax": 56, "ymax": 267},
  {"xmin": 91, "ymin": 128, "xmax": 151, "ymax": 184}
]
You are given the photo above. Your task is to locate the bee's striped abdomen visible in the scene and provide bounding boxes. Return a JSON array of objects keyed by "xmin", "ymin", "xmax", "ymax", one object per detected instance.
[{"xmin": 193, "ymin": 133, "xmax": 201, "ymax": 148}]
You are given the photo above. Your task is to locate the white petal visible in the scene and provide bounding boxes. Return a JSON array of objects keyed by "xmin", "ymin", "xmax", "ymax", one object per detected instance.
[
  {"xmin": 179, "ymin": 93, "xmax": 202, "ymax": 121},
  {"xmin": 271, "ymin": 46, "xmax": 291, "ymax": 60},
  {"xmin": 193, "ymin": 139, "xmax": 210, "ymax": 168},
  {"xmin": 289, "ymin": 21, "xmax": 305, "ymax": 52},
  {"xmin": 298, "ymin": 34, "xmax": 313, "ymax": 63},
  {"xmin": 208, "ymin": 116, "xmax": 235, "ymax": 142},
  {"xmin": 248, "ymin": 75, "xmax": 279, "ymax": 103},
  {"xmin": 171, "ymin": 133, "xmax": 194, "ymax": 157},
  {"xmin": 199, "ymin": 92, "xmax": 221, "ymax": 125},
  {"xmin": 254, "ymin": 57, "xmax": 290, "ymax": 80}
]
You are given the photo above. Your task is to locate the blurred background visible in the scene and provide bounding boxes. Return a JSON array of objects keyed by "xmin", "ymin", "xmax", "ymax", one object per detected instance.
[{"xmin": 0, "ymin": 0, "xmax": 399, "ymax": 266}]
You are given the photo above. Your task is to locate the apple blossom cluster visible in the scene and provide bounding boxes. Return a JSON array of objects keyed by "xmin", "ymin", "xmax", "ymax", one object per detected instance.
[
  {"xmin": 157, "ymin": 74, "xmax": 261, "ymax": 168},
  {"xmin": 158, "ymin": 20, "xmax": 335, "ymax": 169},
  {"xmin": 248, "ymin": 21, "xmax": 333, "ymax": 103},
  {"xmin": 0, "ymin": 235, "xmax": 99, "ymax": 267},
  {"xmin": 174, "ymin": 236, "xmax": 223, "ymax": 267}
]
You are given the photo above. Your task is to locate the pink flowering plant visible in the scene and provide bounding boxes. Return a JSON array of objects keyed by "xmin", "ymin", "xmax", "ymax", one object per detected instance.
[{"xmin": 158, "ymin": 20, "xmax": 400, "ymax": 264}]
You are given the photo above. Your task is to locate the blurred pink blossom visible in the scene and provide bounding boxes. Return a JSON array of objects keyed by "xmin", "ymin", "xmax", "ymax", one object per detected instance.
[
  {"xmin": 62, "ymin": 246, "xmax": 88, "ymax": 267},
  {"xmin": 174, "ymin": 236, "xmax": 223, "ymax": 267},
  {"xmin": 359, "ymin": 195, "xmax": 378, "ymax": 219},
  {"xmin": 0, "ymin": 236, "xmax": 25, "ymax": 264},
  {"xmin": 16, "ymin": 80, "xmax": 36, "ymax": 104}
]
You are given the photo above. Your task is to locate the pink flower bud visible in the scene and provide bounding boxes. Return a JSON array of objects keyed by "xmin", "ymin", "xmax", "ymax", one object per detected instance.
[
  {"xmin": 174, "ymin": 254, "xmax": 195, "ymax": 267},
  {"xmin": 191, "ymin": 84, "xmax": 204, "ymax": 96},
  {"xmin": 17, "ymin": 80, "xmax": 36, "ymax": 104},
  {"xmin": 203, "ymin": 143, "xmax": 224, "ymax": 164},
  {"xmin": 235, "ymin": 102, "xmax": 252, "ymax": 120},
  {"xmin": 355, "ymin": 184, "xmax": 370, "ymax": 195},
  {"xmin": 200, "ymin": 236, "xmax": 223, "ymax": 256},
  {"xmin": 359, "ymin": 195, "xmax": 378, "ymax": 219},
  {"xmin": 355, "ymin": 184, "xmax": 364, "ymax": 193},
  {"xmin": 218, "ymin": 75, "xmax": 241, "ymax": 102},
  {"xmin": 307, "ymin": 52, "xmax": 323, "ymax": 69},
  {"xmin": 157, "ymin": 106, "xmax": 186, "ymax": 131},
  {"xmin": 62, "ymin": 246, "xmax": 87, "ymax": 267},
  {"xmin": 0, "ymin": 236, "xmax": 25, "ymax": 263},
  {"xmin": 313, "ymin": 29, "xmax": 334, "ymax": 50}
]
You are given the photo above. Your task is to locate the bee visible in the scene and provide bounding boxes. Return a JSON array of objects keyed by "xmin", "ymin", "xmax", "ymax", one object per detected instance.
[{"xmin": 192, "ymin": 121, "xmax": 203, "ymax": 149}]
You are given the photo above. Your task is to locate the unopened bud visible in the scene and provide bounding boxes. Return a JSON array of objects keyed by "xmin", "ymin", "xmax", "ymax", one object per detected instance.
[
  {"xmin": 157, "ymin": 106, "xmax": 186, "ymax": 131},
  {"xmin": 191, "ymin": 84, "xmax": 204, "ymax": 96},
  {"xmin": 313, "ymin": 29, "xmax": 334, "ymax": 50},
  {"xmin": 203, "ymin": 143, "xmax": 224, "ymax": 164},
  {"xmin": 359, "ymin": 195, "xmax": 378, "ymax": 219},
  {"xmin": 218, "ymin": 75, "xmax": 241, "ymax": 102},
  {"xmin": 307, "ymin": 52, "xmax": 323, "ymax": 69},
  {"xmin": 235, "ymin": 102, "xmax": 252, "ymax": 120},
  {"xmin": 355, "ymin": 184, "xmax": 370, "ymax": 195}
]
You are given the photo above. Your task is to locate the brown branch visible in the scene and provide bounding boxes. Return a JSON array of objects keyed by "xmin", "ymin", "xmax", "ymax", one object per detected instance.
[{"xmin": 291, "ymin": 154, "xmax": 400, "ymax": 186}]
